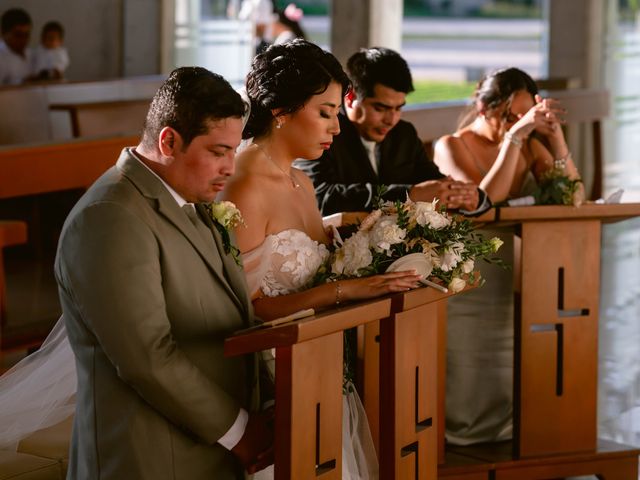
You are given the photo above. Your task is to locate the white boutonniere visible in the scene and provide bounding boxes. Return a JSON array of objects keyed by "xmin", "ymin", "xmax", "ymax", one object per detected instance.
[{"xmin": 203, "ymin": 201, "xmax": 245, "ymax": 265}]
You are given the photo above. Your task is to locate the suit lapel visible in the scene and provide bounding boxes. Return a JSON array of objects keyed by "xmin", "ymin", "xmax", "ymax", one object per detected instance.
[
  {"xmin": 196, "ymin": 204, "xmax": 251, "ymax": 318},
  {"xmin": 116, "ymin": 150, "xmax": 245, "ymax": 313}
]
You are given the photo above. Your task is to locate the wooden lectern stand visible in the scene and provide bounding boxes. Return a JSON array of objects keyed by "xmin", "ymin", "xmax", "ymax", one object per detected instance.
[
  {"xmin": 225, "ymin": 298, "xmax": 392, "ymax": 479},
  {"xmin": 359, "ymin": 286, "xmax": 458, "ymax": 479},
  {"xmin": 440, "ymin": 203, "xmax": 640, "ymax": 479}
]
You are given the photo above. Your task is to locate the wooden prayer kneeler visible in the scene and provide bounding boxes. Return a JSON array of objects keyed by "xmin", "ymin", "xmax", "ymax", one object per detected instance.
[
  {"xmin": 225, "ymin": 298, "xmax": 392, "ymax": 479},
  {"xmin": 359, "ymin": 286, "xmax": 458, "ymax": 479},
  {"xmin": 439, "ymin": 204, "xmax": 640, "ymax": 480}
]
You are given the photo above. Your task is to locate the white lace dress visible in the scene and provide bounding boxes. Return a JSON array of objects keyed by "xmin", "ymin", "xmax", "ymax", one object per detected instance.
[{"xmin": 243, "ymin": 229, "xmax": 378, "ymax": 480}]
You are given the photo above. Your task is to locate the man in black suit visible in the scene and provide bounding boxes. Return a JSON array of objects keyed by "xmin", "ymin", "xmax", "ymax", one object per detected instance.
[{"xmin": 295, "ymin": 47, "xmax": 488, "ymax": 216}]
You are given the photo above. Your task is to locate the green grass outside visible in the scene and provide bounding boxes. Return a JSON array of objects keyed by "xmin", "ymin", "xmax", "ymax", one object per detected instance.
[
  {"xmin": 407, "ymin": 80, "xmax": 475, "ymax": 104},
  {"xmin": 295, "ymin": 1, "xmax": 541, "ymax": 19}
]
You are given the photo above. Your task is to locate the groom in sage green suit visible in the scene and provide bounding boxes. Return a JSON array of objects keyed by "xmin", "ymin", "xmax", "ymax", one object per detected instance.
[{"xmin": 55, "ymin": 67, "xmax": 273, "ymax": 479}]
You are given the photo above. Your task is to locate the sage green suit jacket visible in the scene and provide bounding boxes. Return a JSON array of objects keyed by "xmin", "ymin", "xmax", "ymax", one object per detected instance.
[{"xmin": 55, "ymin": 149, "xmax": 257, "ymax": 480}]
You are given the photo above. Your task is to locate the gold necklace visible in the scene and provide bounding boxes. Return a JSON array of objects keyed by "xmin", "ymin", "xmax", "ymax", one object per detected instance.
[{"xmin": 254, "ymin": 143, "xmax": 300, "ymax": 189}]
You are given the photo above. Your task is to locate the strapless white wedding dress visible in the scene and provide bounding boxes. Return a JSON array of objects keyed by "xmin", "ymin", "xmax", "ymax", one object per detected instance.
[{"xmin": 243, "ymin": 229, "xmax": 378, "ymax": 480}]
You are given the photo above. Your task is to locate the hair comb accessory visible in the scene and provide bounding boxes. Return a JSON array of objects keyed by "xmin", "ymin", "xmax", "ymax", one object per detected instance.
[{"xmin": 284, "ymin": 3, "xmax": 303, "ymax": 22}]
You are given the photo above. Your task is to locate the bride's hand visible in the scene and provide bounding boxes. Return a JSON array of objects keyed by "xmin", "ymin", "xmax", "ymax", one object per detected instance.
[{"xmin": 342, "ymin": 271, "xmax": 422, "ymax": 301}]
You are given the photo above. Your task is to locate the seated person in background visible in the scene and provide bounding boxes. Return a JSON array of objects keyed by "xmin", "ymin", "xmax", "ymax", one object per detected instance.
[
  {"xmin": 0, "ymin": 8, "xmax": 33, "ymax": 85},
  {"xmin": 295, "ymin": 47, "xmax": 487, "ymax": 216},
  {"xmin": 31, "ymin": 20, "xmax": 70, "ymax": 80},
  {"xmin": 432, "ymin": 67, "xmax": 583, "ymax": 446},
  {"xmin": 434, "ymin": 66, "xmax": 582, "ymax": 204},
  {"xmin": 271, "ymin": 3, "xmax": 306, "ymax": 44},
  {"xmin": 235, "ymin": 0, "xmax": 275, "ymax": 55}
]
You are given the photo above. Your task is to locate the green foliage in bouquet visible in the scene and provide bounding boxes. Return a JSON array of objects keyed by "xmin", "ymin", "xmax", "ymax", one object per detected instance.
[
  {"xmin": 324, "ymin": 197, "xmax": 504, "ymax": 293},
  {"xmin": 533, "ymin": 168, "xmax": 582, "ymax": 206}
]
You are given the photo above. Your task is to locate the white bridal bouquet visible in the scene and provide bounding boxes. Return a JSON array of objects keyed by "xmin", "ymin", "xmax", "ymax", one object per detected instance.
[{"xmin": 325, "ymin": 198, "xmax": 503, "ymax": 293}]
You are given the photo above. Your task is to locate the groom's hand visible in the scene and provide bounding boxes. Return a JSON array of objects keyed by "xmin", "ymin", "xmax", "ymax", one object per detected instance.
[{"xmin": 231, "ymin": 407, "xmax": 275, "ymax": 473}]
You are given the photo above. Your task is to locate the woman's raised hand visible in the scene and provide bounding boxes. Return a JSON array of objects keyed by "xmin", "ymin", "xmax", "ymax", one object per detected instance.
[
  {"xmin": 510, "ymin": 94, "xmax": 565, "ymax": 140},
  {"xmin": 341, "ymin": 270, "xmax": 423, "ymax": 301}
]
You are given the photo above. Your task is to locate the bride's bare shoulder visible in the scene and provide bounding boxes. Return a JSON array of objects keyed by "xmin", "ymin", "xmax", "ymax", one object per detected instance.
[{"xmin": 220, "ymin": 149, "xmax": 270, "ymax": 207}]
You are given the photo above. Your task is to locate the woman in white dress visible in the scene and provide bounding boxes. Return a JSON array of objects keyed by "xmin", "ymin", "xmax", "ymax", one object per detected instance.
[
  {"xmin": 219, "ymin": 40, "xmax": 422, "ymax": 478},
  {"xmin": 433, "ymin": 67, "xmax": 583, "ymax": 445}
]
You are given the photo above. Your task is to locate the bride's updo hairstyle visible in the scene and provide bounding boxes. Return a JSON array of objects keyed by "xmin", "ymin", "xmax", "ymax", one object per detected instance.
[
  {"xmin": 243, "ymin": 39, "xmax": 350, "ymax": 139},
  {"xmin": 460, "ymin": 67, "xmax": 538, "ymax": 128}
]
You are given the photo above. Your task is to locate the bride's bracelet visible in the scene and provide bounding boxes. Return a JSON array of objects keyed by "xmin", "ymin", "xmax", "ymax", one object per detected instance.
[
  {"xmin": 334, "ymin": 281, "xmax": 342, "ymax": 306},
  {"xmin": 554, "ymin": 152, "xmax": 571, "ymax": 170},
  {"xmin": 504, "ymin": 131, "xmax": 523, "ymax": 148}
]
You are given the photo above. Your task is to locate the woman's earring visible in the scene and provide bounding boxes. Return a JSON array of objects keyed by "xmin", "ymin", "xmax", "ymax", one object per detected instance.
[{"xmin": 276, "ymin": 119, "xmax": 282, "ymax": 129}]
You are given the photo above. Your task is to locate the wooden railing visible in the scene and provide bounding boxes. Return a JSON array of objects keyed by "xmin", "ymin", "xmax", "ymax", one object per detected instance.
[
  {"xmin": 0, "ymin": 76, "xmax": 163, "ymax": 145},
  {"xmin": 0, "ymin": 135, "xmax": 137, "ymax": 352}
]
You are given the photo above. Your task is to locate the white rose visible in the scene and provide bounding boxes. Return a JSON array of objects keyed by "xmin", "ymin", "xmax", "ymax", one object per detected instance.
[
  {"xmin": 449, "ymin": 277, "xmax": 467, "ymax": 293},
  {"xmin": 369, "ymin": 215, "xmax": 406, "ymax": 254},
  {"xmin": 331, "ymin": 232, "xmax": 373, "ymax": 276},
  {"xmin": 210, "ymin": 201, "xmax": 243, "ymax": 228},
  {"xmin": 440, "ymin": 241, "xmax": 464, "ymax": 272},
  {"xmin": 461, "ymin": 258, "xmax": 475, "ymax": 274},
  {"xmin": 412, "ymin": 201, "xmax": 451, "ymax": 229}
]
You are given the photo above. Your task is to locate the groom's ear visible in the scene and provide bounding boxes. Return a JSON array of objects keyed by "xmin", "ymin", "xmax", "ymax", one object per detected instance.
[{"xmin": 159, "ymin": 127, "xmax": 179, "ymax": 157}]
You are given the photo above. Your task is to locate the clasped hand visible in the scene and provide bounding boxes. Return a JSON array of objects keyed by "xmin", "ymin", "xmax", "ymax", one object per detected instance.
[
  {"xmin": 410, "ymin": 177, "xmax": 479, "ymax": 211},
  {"xmin": 231, "ymin": 407, "xmax": 275, "ymax": 474},
  {"xmin": 510, "ymin": 94, "xmax": 566, "ymax": 140}
]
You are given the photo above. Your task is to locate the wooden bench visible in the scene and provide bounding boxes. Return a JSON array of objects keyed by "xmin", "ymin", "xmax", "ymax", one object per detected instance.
[
  {"xmin": 402, "ymin": 87, "xmax": 610, "ymax": 200},
  {"xmin": 0, "ymin": 135, "xmax": 138, "ymax": 353},
  {"xmin": 0, "ymin": 76, "xmax": 163, "ymax": 145}
]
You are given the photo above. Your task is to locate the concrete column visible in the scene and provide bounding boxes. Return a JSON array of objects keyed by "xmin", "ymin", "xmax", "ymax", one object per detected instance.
[
  {"xmin": 123, "ymin": 0, "xmax": 161, "ymax": 76},
  {"xmin": 547, "ymin": 0, "xmax": 606, "ymax": 88},
  {"xmin": 330, "ymin": 0, "xmax": 403, "ymax": 67},
  {"xmin": 369, "ymin": 0, "xmax": 403, "ymax": 52},
  {"xmin": 546, "ymin": 0, "xmax": 608, "ymax": 197}
]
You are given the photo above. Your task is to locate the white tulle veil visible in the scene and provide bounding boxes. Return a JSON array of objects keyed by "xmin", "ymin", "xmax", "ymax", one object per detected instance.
[{"xmin": 0, "ymin": 318, "xmax": 76, "ymax": 450}]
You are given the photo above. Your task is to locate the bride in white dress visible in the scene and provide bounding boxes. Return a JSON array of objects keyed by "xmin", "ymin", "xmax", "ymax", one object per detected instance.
[{"xmin": 219, "ymin": 40, "xmax": 422, "ymax": 478}]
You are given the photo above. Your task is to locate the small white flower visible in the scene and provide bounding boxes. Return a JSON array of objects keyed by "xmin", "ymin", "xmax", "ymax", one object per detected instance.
[
  {"xmin": 369, "ymin": 215, "xmax": 406, "ymax": 254},
  {"xmin": 332, "ymin": 231, "xmax": 373, "ymax": 276},
  {"xmin": 449, "ymin": 277, "xmax": 467, "ymax": 293},
  {"xmin": 440, "ymin": 241, "xmax": 464, "ymax": 272},
  {"xmin": 461, "ymin": 258, "xmax": 475, "ymax": 274},
  {"xmin": 489, "ymin": 237, "xmax": 504, "ymax": 253}
]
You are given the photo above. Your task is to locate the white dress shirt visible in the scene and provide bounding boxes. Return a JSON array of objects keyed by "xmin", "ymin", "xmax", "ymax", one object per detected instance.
[{"xmin": 0, "ymin": 41, "xmax": 32, "ymax": 85}]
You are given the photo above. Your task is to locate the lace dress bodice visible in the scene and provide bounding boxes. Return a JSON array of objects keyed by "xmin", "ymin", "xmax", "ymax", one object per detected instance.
[{"xmin": 242, "ymin": 229, "xmax": 329, "ymax": 297}]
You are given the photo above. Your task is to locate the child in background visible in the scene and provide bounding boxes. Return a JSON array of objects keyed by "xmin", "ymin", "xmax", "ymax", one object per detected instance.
[{"xmin": 31, "ymin": 21, "xmax": 69, "ymax": 80}]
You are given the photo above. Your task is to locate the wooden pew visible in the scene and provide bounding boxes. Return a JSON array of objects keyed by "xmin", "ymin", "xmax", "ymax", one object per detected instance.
[
  {"xmin": 0, "ymin": 135, "xmax": 138, "ymax": 353},
  {"xmin": 0, "ymin": 76, "xmax": 163, "ymax": 145},
  {"xmin": 402, "ymin": 88, "xmax": 610, "ymax": 200}
]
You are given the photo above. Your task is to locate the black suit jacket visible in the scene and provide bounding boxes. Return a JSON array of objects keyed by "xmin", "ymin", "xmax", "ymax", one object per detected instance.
[{"xmin": 295, "ymin": 113, "xmax": 444, "ymax": 215}]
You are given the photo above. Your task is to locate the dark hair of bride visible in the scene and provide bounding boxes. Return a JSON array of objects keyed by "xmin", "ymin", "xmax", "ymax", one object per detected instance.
[
  {"xmin": 459, "ymin": 67, "xmax": 539, "ymax": 129},
  {"xmin": 243, "ymin": 39, "xmax": 351, "ymax": 139}
]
